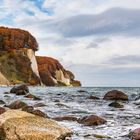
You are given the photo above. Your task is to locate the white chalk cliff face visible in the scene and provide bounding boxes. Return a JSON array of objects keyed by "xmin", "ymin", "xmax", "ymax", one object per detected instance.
[
  {"xmin": 0, "ymin": 27, "xmax": 81, "ymax": 86},
  {"xmin": 27, "ymin": 49, "xmax": 41, "ymax": 79},
  {"xmin": 55, "ymin": 70, "xmax": 71, "ymax": 86}
]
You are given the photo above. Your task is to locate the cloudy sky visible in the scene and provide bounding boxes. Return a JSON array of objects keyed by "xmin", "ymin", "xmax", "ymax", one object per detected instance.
[{"xmin": 1, "ymin": 0, "xmax": 140, "ymax": 87}]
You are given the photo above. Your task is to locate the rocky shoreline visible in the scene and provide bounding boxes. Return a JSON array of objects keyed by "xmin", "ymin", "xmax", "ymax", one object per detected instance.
[{"xmin": 0, "ymin": 85, "xmax": 139, "ymax": 139}]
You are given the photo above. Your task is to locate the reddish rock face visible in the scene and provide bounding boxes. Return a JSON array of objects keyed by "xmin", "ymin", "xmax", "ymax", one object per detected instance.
[
  {"xmin": 36, "ymin": 56, "xmax": 81, "ymax": 86},
  {"xmin": 0, "ymin": 27, "xmax": 38, "ymax": 51}
]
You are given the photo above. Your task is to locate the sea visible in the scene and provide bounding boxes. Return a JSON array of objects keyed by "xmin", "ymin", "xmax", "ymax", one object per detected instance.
[{"xmin": 0, "ymin": 86, "xmax": 140, "ymax": 140}]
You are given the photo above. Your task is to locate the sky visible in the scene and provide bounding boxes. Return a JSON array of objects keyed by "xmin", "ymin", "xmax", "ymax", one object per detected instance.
[{"xmin": 0, "ymin": 0, "xmax": 140, "ymax": 87}]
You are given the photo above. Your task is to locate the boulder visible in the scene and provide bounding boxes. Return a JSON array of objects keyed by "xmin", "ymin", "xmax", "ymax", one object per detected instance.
[
  {"xmin": 0, "ymin": 100, "xmax": 5, "ymax": 104},
  {"xmin": 77, "ymin": 115, "xmax": 107, "ymax": 126},
  {"xmin": 103, "ymin": 90, "xmax": 128, "ymax": 101},
  {"xmin": 34, "ymin": 103, "xmax": 46, "ymax": 107},
  {"xmin": 108, "ymin": 101, "xmax": 124, "ymax": 108},
  {"xmin": 53, "ymin": 116, "xmax": 78, "ymax": 121},
  {"xmin": 0, "ymin": 110, "xmax": 72, "ymax": 140},
  {"xmin": 0, "ymin": 107, "xmax": 6, "ymax": 115},
  {"xmin": 25, "ymin": 93, "xmax": 41, "ymax": 100},
  {"xmin": 130, "ymin": 128, "xmax": 140, "ymax": 140},
  {"xmin": 22, "ymin": 105, "xmax": 34, "ymax": 113},
  {"xmin": 88, "ymin": 96, "xmax": 100, "ymax": 100},
  {"xmin": 32, "ymin": 109, "xmax": 48, "ymax": 118},
  {"xmin": 10, "ymin": 84, "xmax": 29, "ymax": 95},
  {"xmin": 7, "ymin": 100, "xmax": 27, "ymax": 109}
]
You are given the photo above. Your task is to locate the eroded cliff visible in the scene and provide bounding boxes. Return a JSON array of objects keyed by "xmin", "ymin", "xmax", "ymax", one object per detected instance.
[
  {"xmin": 36, "ymin": 56, "xmax": 81, "ymax": 86},
  {"xmin": 0, "ymin": 27, "xmax": 81, "ymax": 86}
]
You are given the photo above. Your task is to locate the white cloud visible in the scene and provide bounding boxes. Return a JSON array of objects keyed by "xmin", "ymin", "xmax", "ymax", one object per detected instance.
[{"xmin": 1, "ymin": 0, "xmax": 140, "ymax": 86}]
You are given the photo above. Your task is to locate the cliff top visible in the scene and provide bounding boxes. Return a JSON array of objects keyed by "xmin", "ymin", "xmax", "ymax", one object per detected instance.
[{"xmin": 0, "ymin": 26, "xmax": 38, "ymax": 51}]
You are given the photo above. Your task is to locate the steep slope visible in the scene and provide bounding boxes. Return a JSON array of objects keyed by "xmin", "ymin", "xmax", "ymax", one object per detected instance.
[
  {"xmin": 36, "ymin": 56, "xmax": 81, "ymax": 86},
  {"xmin": 0, "ymin": 27, "xmax": 41, "ymax": 85},
  {"xmin": 0, "ymin": 26, "xmax": 81, "ymax": 86},
  {"xmin": 0, "ymin": 49, "xmax": 40, "ymax": 85}
]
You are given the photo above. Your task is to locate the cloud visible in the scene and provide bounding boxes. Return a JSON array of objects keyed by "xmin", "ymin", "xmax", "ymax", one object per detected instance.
[
  {"xmin": 1, "ymin": 0, "xmax": 140, "ymax": 86},
  {"xmin": 50, "ymin": 8, "xmax": 140, "ymax": 37}
]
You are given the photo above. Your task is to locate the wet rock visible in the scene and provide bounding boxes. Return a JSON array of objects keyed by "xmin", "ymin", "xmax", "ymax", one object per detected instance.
[
  {"xmin": 87, "ymin": 96, "xmax": 100, "ymax": 100},
  {"xmin": 10, "ymin": 84, "xmax": 29, "ymax": 95},
  {"xmin": 77, "ymin": 90, "xmax": 87, "ymax": 93},
  {"xmin": 103, "ymin": 90, "xmax": 128, "ymax": 101},
  {"xmin": 77, "ymin": 115, "xmax": 107, "ymax": 126},
  {"xmin": 33, "ymin": 96, "xmax": 42, "ymax": 100},
  {"xmin": 32, "ymin": 109, "xmax": 48, "ymax": 118},
  {"xmin": 22, "ymin": 105, "xmax": 34, "ymax": 113},
  {"xmin": 34, "ymin": 103, "xmax": 46, "ymax": 107},
  {"xmin": 0, "ymin": 100, "xmax": 5, "ymax": 104},
  {"xmin": 7, "ymin": 100, "xmax": 27, "ymax": 109},
  {"xmin": 129, "ymin": 128, "xmax": 140, "ymax": 140},
  {"xmin": 54, "ymin": 99, "xmax": 60, "ymax": 102},
  {"xmin": 3, "ymin": 92, "xmax": 10, "ymax": 94},
  {"xmin": 0, "ymin": 107, "xmax": 6, "ymax": 115},
  {"xmin": 53, "ymin": 115, "xmax": 78, "ymax": 121},
  {"xmin": 24, "ymin": 93, "xmax": 35, "ymax": 98},
  {"xmin": 55, "ymin": 103, "xmax": 69, "ymax": 108},
  {"xmin": 108, "ymin": 101, "xmax": 124, "ymax": 108},
  {"xmin": 93, "ymin": 134, "xmax": 111, "ymax": 139},
  {"xmin": 25, "ymin": 93, "xmax": 41, "ymax": 101},
  {"xmin": 0, "ymin": 110, "xmax": 72, "ymax": 140}
]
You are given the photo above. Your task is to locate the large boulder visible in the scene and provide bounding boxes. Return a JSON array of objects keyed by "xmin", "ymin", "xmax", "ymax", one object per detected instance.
[
  {"xmin": 10, "ymin": 84, "xmax": 29, "ymax": 95},
  {"xmin": 130, "ymin": 128, "xmax": 140, "ymax": 140},
  {"xmin": 0, "ymin": 110, "xmax": 72, "ymax": 140},
  {"xmin": 103, "ymin": 90, "xmax": 128, "ymax": 101},
  {"xmin": 77, "ymin": 115, "xmax": 107, "ymax": 126}
]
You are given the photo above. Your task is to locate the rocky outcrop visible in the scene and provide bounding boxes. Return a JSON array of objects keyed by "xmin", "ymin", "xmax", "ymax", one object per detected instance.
[
  {"xmin": 0, "ymin": 27, "xmax": 81, "ymax": 86},
  {"xmin": 0, "ymin": 110, "xmax": 72, "ymax": 140},
  {"xmin": 0, "ymin": 26, "xmax": 38, "ymax": 51},
  {"xmin": 0, "ymin": 49, "xmax": 41, "ymax": 85},
  {"xmin": 36, "ymin": 56, "xmax": 81, "ymax": 86}
]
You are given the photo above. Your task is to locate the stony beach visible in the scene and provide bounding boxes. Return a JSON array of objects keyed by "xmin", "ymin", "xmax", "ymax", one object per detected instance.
[{"xmin": 0, "ymin": 85, "xmax": 139, "ymax": 140}]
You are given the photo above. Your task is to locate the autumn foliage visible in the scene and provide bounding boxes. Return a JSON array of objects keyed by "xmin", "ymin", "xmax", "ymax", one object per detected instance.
[{"xmin": 0, "ymin": 26, "xmax": 38, "ymax": 51}]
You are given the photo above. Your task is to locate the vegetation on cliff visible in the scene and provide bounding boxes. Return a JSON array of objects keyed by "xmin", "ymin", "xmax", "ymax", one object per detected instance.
[
  {"xmin": 0, "ymin": 27, "xmax": 38, "ymax": 51},
  {"xmin": 0, "ymin": 26, "xmax": 81, "ymax": 86},
  {"xmin": 36, "ymin": 56, "xmax": 81, "ymax": 86}
]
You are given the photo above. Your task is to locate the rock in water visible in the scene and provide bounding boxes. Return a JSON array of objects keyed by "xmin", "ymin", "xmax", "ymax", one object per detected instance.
[
  {"xmin": 7, "ymin": 100, "xmax": 27, "ymax": 109},
  {"xmin": 0, "ymin": 110, "xmax": 72, "ymax": 140},
  {"xmin": 103, "ymin": 90, "xmax": 128, "ymax": 101},
  {"xmin": 130, "ymin": 128, "xmax": 140, "ymax": 140},
  {"xmin": 53, "ymin": 115, "xmax": 78, "ymax": 121},
  {"xmin": 88, "ymin": 96, "xmax": 100, "ymax": 100},
  {"xmin": 77, "ymin": 115, "xmax": 107, "ymax": 126},
  {"xmin": 10, "ymin": 84, "xmax": 29, "ymax": 95},
  {"xmin": 108, "ymin": 101, "xmax": 124, "ymax": 108}
]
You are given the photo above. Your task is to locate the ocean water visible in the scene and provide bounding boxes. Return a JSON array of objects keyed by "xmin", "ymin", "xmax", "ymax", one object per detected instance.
[{"xmin": 0, "ymin": 86, "xmax": 140, "ymax": 140}]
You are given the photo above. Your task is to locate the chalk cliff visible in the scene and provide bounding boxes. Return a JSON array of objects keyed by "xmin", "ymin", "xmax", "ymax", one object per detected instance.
[
  {"xmin": 0, "ymin": 27, "xmax": 81, "ymax": 86},
  {"xmin": 36, "ymin": 56, "xmax": 81, "ymax": 86}
]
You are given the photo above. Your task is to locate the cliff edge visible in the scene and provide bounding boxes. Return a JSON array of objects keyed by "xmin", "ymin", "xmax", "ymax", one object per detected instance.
[{"xmin": 0, "ymin": 27, "xmax": 81, "ymax": 86}]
